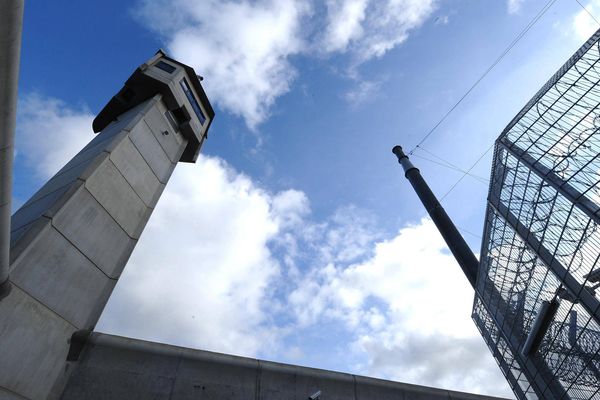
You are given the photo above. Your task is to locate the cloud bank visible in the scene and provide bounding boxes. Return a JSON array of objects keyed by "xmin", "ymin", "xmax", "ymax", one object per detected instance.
[
  {"xmin": 134, "ymin": 0, "xmax": 437, "ymax": 128},
  {"xmin": 322, "ymin": 0, "xmax": 436, "ymax": 61},
  {"xmin": 572, "ymin": 0, "xmax": 600, "ymax": 41}
]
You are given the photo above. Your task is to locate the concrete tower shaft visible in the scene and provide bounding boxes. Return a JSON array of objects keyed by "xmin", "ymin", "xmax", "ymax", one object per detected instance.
[{"xmin": 0, "ymin": 53, "xmax": 213, "ymax": 400}]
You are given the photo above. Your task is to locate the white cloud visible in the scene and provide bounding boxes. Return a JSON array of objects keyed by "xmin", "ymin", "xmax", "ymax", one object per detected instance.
[
  {"xmin": 288, "ymin": 219, "xmax": 512, "ymax": 396},
  {"xmin": 322, "ymin": 0, "xmax": 368, "ymax": 53},
  {"xmin": 344, "ymin": 78, "xmax": 384, "ymax": 107},
  {"xmin": 572, "ymin": 0, "xmax": 600, "ymax": 41},
  {"xmin": 325, "ymin": 0, "xmax": 437, "ymax": 111},
  {"xmin": 134, "ymin": 0, "xmax": 437, "ymax": 129},
  {"xmin": 317, "ymin": 205, "xmax": 380, "ymax": 264},
  {"xmin": 357, "ymin": 334, "xmax": 511, "ymax": 394},
  {"xmin": 507, "ymin": 0, "xmax": 524, "ymax": 15},
  {"xmin": 16, "ymin": 93, "xmax": 94, "ymax": 180},
  {"xmin": 290, "ymin": 219, "xmax": 475, "ymax": 332},
  {"xmin": 135, "ymin": 0, "xmax": 309, "ymax": 130},
  {"xmin": 97, "ymin": 158, "xmax": 302, "ymax": 356},
  {"xmin": 321, "ymin": 0, "xmax": 437, "ymax": 62}
]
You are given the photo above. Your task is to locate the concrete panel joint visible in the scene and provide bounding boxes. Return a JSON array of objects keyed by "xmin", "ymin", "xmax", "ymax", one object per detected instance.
[{"xmin": 67, "ymin": 330, "xmax": 92, "ymax": 362}]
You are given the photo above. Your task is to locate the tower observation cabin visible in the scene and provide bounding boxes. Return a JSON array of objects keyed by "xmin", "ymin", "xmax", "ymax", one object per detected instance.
[{"xmin": 93, "ymin": 50, "xmax": 214, "ymax": 163}]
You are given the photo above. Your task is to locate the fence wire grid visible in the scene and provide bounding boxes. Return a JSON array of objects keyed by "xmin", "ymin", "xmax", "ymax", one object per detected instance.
[{"xmin": 475, "ymin": 28, "xmax": 600, "ymax": 400}]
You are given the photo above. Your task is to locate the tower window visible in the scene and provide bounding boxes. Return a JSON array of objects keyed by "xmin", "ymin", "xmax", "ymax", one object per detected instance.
[
  {"xmin": 180, "ymin": 78, "xmax": 206, "ymax": 125},
  {"xmin": 156, "ymin": 61, "xmax": 176, "ymax": 73},
  {"xmin": 164, "ymin": 110, "xmax": 180, "ymax": 132}
]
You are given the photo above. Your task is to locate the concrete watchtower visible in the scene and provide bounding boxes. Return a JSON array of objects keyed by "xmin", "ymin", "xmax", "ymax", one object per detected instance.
[{"xmin": 0, "ymin": 51, "xmax": 214, "ymax": 400}]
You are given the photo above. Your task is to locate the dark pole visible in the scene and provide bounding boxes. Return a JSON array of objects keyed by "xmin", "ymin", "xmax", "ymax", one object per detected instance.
[{"xmin": 392, "ymin": 145, "xmax": 478, "ymax": 289}]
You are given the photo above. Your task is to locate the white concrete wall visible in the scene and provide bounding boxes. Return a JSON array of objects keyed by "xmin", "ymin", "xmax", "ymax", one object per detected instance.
[{"xmin": 61, "ymin": 333, "xmax": 510, "ymax": 400}]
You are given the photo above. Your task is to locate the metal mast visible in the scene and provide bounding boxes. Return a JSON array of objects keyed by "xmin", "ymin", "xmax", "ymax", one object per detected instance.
[{"xmin": 392, "ymin": 145, "xmax": 478, "ymax": 288}]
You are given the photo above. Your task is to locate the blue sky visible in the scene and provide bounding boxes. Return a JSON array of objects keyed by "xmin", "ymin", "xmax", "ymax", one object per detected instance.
[{"xmin": 12, "ymin": 0, "xmax": 600, "ymax": 397}]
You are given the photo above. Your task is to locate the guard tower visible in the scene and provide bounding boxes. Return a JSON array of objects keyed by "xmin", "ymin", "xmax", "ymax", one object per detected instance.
[{"xmin": 0, "ymin": 51, "xmax": 214, "ymax": 400}]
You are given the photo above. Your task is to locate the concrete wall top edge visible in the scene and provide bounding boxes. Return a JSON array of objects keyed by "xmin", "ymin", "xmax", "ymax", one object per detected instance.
[{"xmin": 86, "ymin": 333, "xmax": 510, "ymax": 400}]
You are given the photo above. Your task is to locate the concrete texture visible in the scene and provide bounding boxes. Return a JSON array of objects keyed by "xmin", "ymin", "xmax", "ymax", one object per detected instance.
[
  {"xmin": 109, "ymin": 137, "xmax": 164, "ymax": 208},
  {"xmin": 51, "ymin": 185, "xmax": 137, "ymax": 278},
  {"xmin": 85, "ymin": 159, "xmax": 150, "ymax": 238},
  {"xmin": 61, "ymin": 333, "xmax": 511, "ymax": 400},
  {"xmin": 0, "ymin": 285, "xmax": 76, "ymax": 400},
  {"xmin": 10, "ymin": 223, "xmax": 115, "ymax": 328},
  {"xmin": 0, "ymin": 387, "xmax": 28, "ymax": 400},
  {"xmin": 130, "ymin": 119, "xmax": 176, "ymax": 183},
  {"xmin": 10, "ymin": 182, "xmax": 78, "ymax": 233}
]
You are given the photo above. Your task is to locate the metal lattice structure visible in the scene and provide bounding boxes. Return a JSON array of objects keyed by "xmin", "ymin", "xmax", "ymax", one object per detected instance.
[{"xmin": 475, "ymin": 28, "xmax": 600, "ymax": 399}]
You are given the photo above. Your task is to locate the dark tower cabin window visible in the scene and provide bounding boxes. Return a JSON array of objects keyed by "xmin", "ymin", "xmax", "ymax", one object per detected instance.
[
  {"xmin": 180, "ymin": 78, "xmax": 206, "ymax": 125},
  {"xmin": 155, "ymin": 60, "xmax": 176, "ymax": 73}
]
